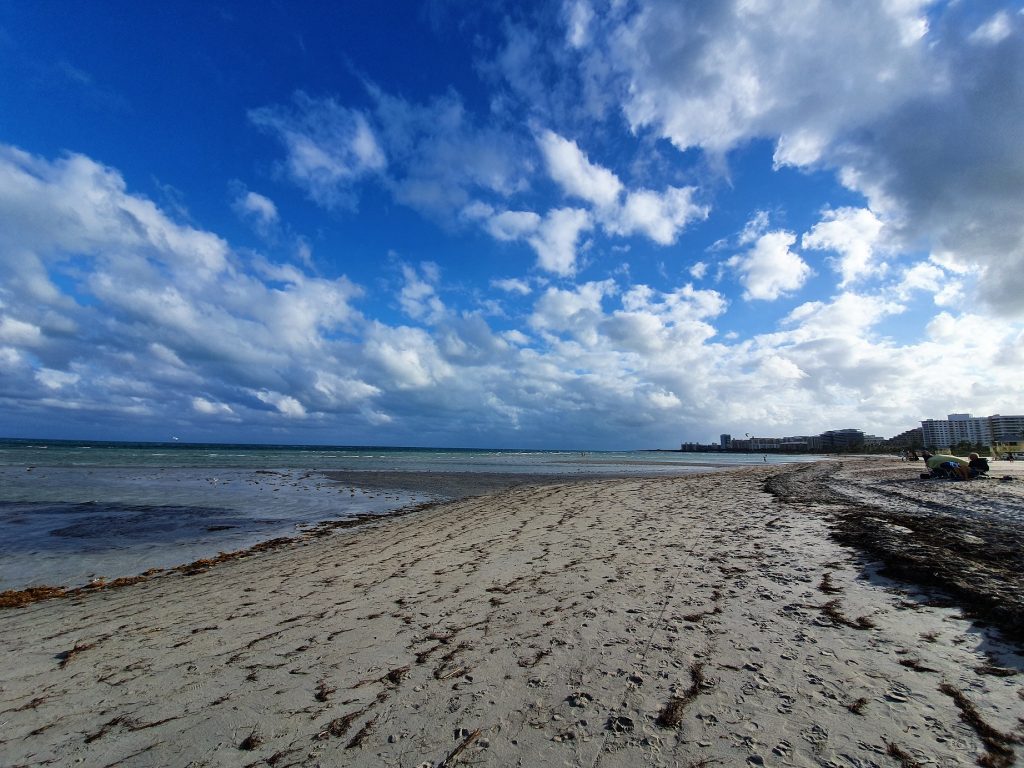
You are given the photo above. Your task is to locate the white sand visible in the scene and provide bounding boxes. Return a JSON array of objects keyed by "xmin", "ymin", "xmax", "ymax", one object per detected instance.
[{"xmin": 1, "ymin": 461, "xmax": 1022, "ymax": 767}]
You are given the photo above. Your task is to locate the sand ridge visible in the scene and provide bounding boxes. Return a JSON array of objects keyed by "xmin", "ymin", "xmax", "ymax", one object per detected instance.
[{"xmin": 1, "ymin": 462, "xmax": 1022, "ymax": 767}]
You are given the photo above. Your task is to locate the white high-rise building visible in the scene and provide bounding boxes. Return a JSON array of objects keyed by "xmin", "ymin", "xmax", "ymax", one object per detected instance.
[
  {"xmin": 989, "ymin": 414, "xmax": 1024, "ymax": 443},
  {"xmin": 920, "ymin": 413, "xmax": 1024, "ymax": 448}
]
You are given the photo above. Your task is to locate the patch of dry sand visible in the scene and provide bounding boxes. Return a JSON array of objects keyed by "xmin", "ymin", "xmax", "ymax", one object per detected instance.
[{"xmin": 1, "ymin": 462, "xmax": 1022, "ymax": 767}]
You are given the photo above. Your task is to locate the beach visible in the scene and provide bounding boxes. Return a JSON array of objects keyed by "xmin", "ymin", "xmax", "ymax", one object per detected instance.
[{"xmin": 1, "ymin": 460, "xmax": 1022, "ymax": 767}]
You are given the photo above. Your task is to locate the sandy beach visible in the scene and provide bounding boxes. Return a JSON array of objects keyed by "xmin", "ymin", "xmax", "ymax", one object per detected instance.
[{"xmin": 2, "ymin": 460, "xmax": 1022, "ymax": 767}]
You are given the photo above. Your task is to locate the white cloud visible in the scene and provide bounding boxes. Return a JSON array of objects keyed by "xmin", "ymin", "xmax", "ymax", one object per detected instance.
[
  {"xmin": 727, "ymin": 230, "xmax": 811, "ymax": 301},
  {"xmin": 491, "ymin": 277, "xmax": 532, "ymax": 295},
  {"xmin": 232, "ymin": 189, "xmax": 279, "ymax": 233},
  {"xmin": 530, "ymin": 280, "xmax": 616, "ymax": 345},
  {"xmin": 35, "ymin": 368, "xmax": 80, "ymax": 390},
  {"xmin": 558, "ymin": 2, "xmax": 1024, "ymax": 315},
  {"xmin": 689, "ymin": 261, "xmax": 708, "ymax": 280},
  {"xmin": 527, "ymin": 208, "xmax": 592, "ymax": 276},
  {"xmin": 312, "ymin": 372, "xmax": 380, "ymax": 406},
  {"xmin": 537, "ymin": 130, "xmax": 623, "ymax": 208},
  {"xmin": 485, "ymin": 210, "xmax": 542, "ymax": 241},
  {"xmin": 192, "ymin": 396, "xmax": 234, "ymax": 416},
  {"xmin": 249, "ymin": 93, "xmax": 386, "ymax": 209},
  {"xmin": 802, "ymin": 207, "xmax": 886, "ymax": 287},
  {"xmin": 399, "ymin": 263, "xmax": 445, "ymax": 323},
  {"xmin": 256, "ymin": 389, "xmax": 307, "ymax": 418},
  {"xmin": 969, "ymin": 12, "xmax": 1012, "ymax": 45},
  {"xmin": 600, "ymin": 1, "xmax": 931, "ymax": 159},
  {"xmin": 899, "ymin": 261, "xmax": 946, "ymax": 295},
  {"xmin": 565, "ymin": 0, "xmax": 595, "ymax": 48},
  {"xmin": 925, "ymin": 311, "xmax": 959, "ymax": 342},
  {"xmin": 0, "ymin": 316, "xmax": 43, "ymax": 346},
  {"xmin": 738, "ymin": 211, "xmax": 770, "ymax": 246},
  {"xmin": 364, "ymin": 323, "xmax": 453, "ymax": 390},
  {"xmin": 0, "ymin": 143, "xmax": 379, "ymax": 432},
  {"xmin": 370, "ymin": 88, "xmax": 530, "ymax": 218},
  {"xmin": 608, "ymin": 186, "xmax": 707, "ymax": 245}
]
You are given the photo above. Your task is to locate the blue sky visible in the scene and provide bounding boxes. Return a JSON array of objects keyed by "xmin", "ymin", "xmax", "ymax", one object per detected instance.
[{"xmin": 1, "ymin": 1, "xmax": 1022, "ymax": 449}]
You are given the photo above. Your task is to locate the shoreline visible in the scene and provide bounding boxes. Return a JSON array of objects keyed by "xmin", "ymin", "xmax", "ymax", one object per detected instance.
[
  {"xmin": 1, "ymin": 466, "xmax": 721, "ymax": 601},
  {"xmin": 1, "ymin": 462, "xmax": 1022, "ymax": 767}
]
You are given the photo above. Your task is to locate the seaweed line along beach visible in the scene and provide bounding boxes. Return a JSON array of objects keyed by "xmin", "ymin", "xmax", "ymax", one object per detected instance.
[{"xmin": 1, "ymin": 454, "xmax": 1023, "ymax": 767}]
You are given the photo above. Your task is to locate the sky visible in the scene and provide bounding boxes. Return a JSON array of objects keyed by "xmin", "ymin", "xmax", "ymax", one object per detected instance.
[{"xmin": 0, "ymin": 1, "xmax": 1022, "ymax": 449}]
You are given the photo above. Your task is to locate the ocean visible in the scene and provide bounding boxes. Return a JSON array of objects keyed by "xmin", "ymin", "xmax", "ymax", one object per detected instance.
[{"xmin": 0, "ymin": 439, "xmax": 820, "ymax": 591}]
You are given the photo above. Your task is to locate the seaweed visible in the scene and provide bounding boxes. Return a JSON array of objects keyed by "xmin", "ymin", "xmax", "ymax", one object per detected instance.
[
  {"xmin": 656, "ymin": 662, "xmax": 706, "ymax": 728},
  {"xmin": 438, "ymin": 728, "xmax": 481, "ymax": 767},
  {"xmin": 939, "ymin": 683, "xmax": 1019, "ymax": 768}
]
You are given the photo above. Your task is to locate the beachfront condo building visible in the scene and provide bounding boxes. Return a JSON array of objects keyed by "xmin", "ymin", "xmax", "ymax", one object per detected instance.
[{"xmin": 920, "ymin": 413, "xmax": 1024, "ymax": 448}]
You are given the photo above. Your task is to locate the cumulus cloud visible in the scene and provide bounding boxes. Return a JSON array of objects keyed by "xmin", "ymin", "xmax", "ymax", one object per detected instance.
[
  {"xmin": 530, "ymin": 280, "xmax": 615, "ymax": 343},
  {"xmin": 399, "ymin": 263, "xmax": 446, "ymax": 323},
  {"xmin": 364, "ymin": 323, "xmax": 453, "ymax": 390},
  {"xmin": 969, "ymin": 11, "xmax": 1013, "ymax": 45},
  {"xmin": 608, "ymin": 186, "xmax": 707, "ymax": 245},
  {"xmin": 369, "ymin": 88, "xmax": 530, "ymax": 218},
  {"xmin": 802, "ymin": 207, "xmax": 886, "ymax": 287},
  {"xmin": 593, "ymin": 1, "xmax": 930, "ymax": 160},
  {"xmin": 36, "ymin": 367, "xmax": 80, "ymax": 390},
  {"xmin": 556, "ymin": 1, "xmax": 1024, "ymax": 315},
  {"xmin": 249, "ymin": 92, "xmax": 386, "ymax": 209},
  {"xmin": 0, "ymin": 134, "xmax": 1018, "ymax": 447},
  {"xmin": 0, "ymin": 143, "xmax": 377, "ymax": 434},
  {"xmin": 484, "ymin": 209, "xmax": 542, "ymax": 242},
  {"xmin": 528, "ymin": 208, "xmax": 592, "ymax": 276},
  {"xmin": 192, "ymin": 396, "xmax": 234, "ymax": 416},
  {"xmin": 256, "ymin": 389, "xmax": 307, "ymax": 418},
  {"xmin": 7, "ymin": 0, "xmax": 1024, "ymax": 455},
  {"xmin": 491, "ymin": 277, "xmax": 532, "ymax": 295},
  {"xmin": 231, "ymin": 187, "xmax": 279, "ymax": 235},
  {"xmin": 537, "ymin": 129, "xmax": 623, "ymax": 208},
  {"xmin": 727, "ymin": 230, "xmax": 812, "ymax": 301}
]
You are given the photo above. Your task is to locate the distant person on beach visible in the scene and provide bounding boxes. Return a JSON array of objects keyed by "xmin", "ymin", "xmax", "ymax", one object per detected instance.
[
  {"xmin": 921, "ymin": 451, "xmax": 971, "ymax": 480},
  {"xmin": 968, "ymin": 453, "xmax": 990, "ymax": 476}
]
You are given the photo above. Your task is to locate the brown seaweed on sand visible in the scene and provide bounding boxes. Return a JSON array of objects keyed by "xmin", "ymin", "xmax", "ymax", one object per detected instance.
[
  {"xmin": 938, "ymin": 683, "xmax": 1019, "ymax": 768},
  {"xmin": 656, "ymin": 662, "xmax": 706, "ymax": 728},
  {"xmin": 238, "ymin": 728, "xmax": 263, "ymax": 750},
  {"xmin": 764, "ymin": 462, "xmax": 1024, "ymax": 645},
  {"xmin": 438, "ymin": 728, "xmax": 482, "ymax": 767},
  {"xmin": 885, "ymin": 741, "xmax": 925, "ymax": 768},
  {"xmin": 819, "ymin": 599, "xmax": 876, "ymax": 630},
  {"xmin": 846, "ymin": 697, "xmax": 869, "ymax": 715},
  {"xmin": 0, "ymin": 585, "xmax": 66, "ymax": 608},
  {"xmin": 57, "ymin": 639, "xmax": 103, "ymax": 669},
  {"xmin": 345, "ymin": 714, "xmax": 378, "ymax": 749}
]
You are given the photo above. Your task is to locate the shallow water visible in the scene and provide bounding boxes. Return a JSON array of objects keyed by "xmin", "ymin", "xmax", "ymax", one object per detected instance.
[
  {"xmin": 0, "ymin": 466, "xmax": 427, "ymax": 591},
  {"xmin": 0, "ymin": 440, "xmax": 822, "ymax": 590}
]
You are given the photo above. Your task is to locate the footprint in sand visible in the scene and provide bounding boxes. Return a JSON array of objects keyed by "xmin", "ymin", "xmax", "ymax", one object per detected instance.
[{"xmin": 772, "ymin": 740, "xmax": 792, "ymax": 757}]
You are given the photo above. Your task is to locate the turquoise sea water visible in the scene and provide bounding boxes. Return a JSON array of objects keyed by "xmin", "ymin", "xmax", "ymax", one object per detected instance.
[
  {"xmin": 0, "ymin": 439, "xmax": 814, "ymax": 471},
  {"xmin": 0, "ymin": 439, "xmax": 820, "ymax": 591}
]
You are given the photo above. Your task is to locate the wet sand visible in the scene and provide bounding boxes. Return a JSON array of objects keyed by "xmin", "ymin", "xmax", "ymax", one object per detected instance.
[
  {"xmin": 1, "ymin": 460, "xmax": 1022, "ymax": 767},
  {"xmin": 322, "ymin": 469, "xmax": 631, "ymax": 499}
]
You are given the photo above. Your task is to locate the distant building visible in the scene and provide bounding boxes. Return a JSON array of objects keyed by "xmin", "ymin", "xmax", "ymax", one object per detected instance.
[
  {"xmin": 720, "ymin": 434, "xmax": 731, "ymax": 448},
  {"xmin": 920, "ymin": 413, "xmax": 1024, "ymax": 449},
  {"xmin": 820, "ymin": 429, "xmax": 865, "ymax": 452},
  {"xmin": 680, "ymin": 441, "xmax": 722, "ymax": 452},
  {"xmin": 886, "ymin": 427, "xmax": 923, "ymax": 449},
  {"xmin": 989, "ymin": 414, "xmax": 1024, "ymax": 443},
  {"xmin": 750, "ymin": 436, "xmax": 780, "ymax": 451}
]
